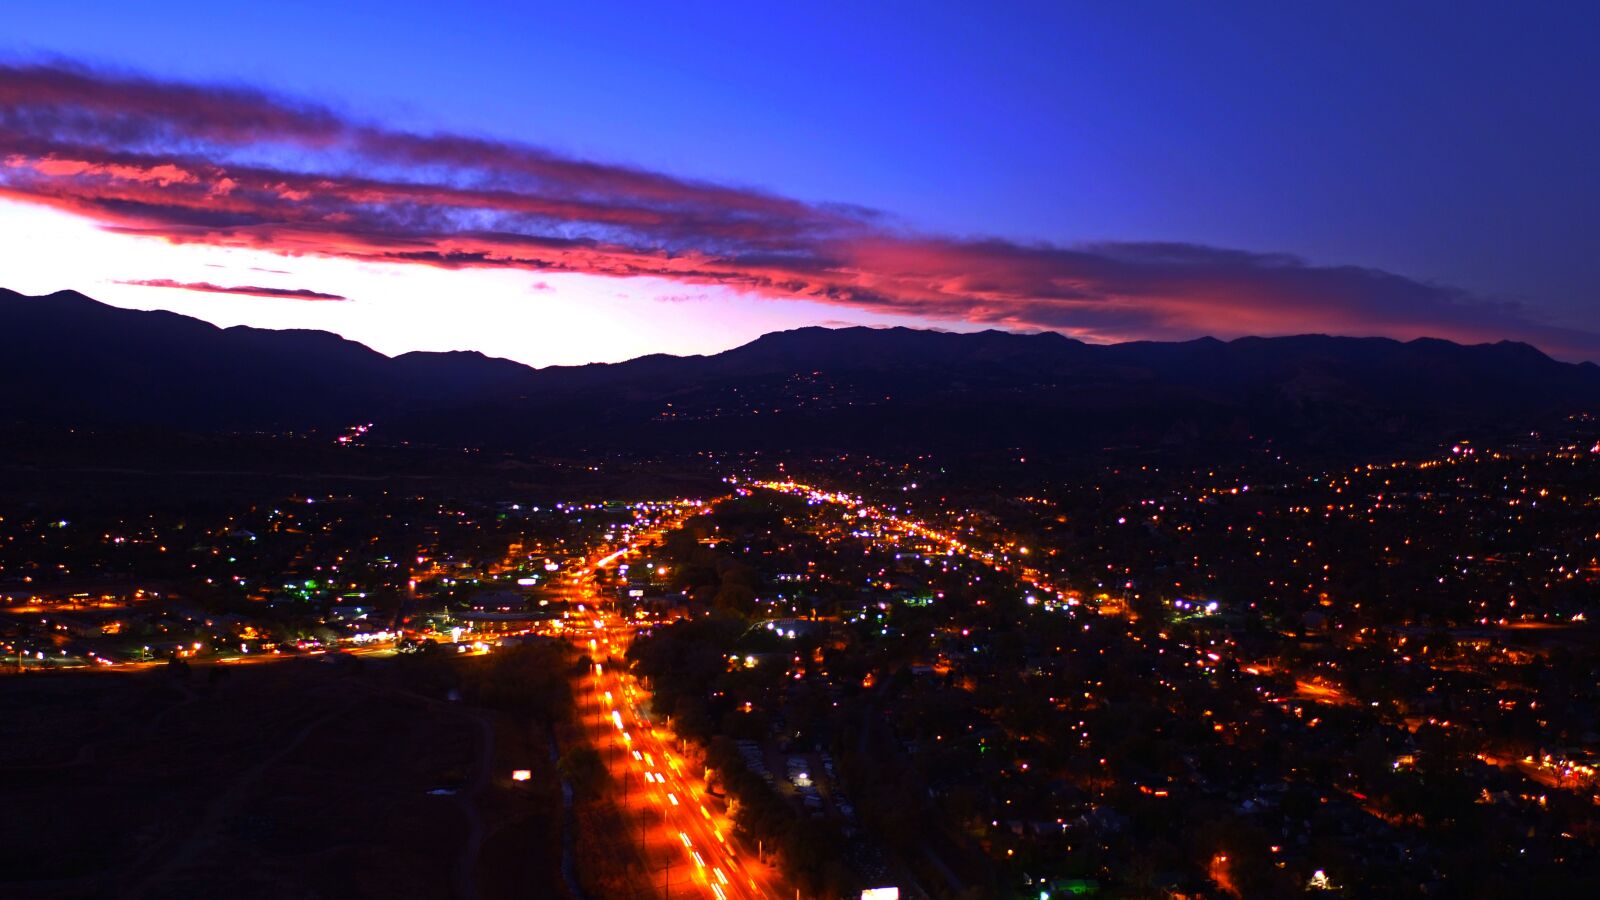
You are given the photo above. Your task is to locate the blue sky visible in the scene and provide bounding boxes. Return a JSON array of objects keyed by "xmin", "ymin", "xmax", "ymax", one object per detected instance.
[{"xmin": 2, "ymin": 1, "xmax": 1596, "ymax": 362}]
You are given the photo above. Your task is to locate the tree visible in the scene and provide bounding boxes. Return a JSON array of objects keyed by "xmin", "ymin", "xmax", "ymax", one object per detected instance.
[{"xmin": 558, "ymin": 745, "xmax": 607, "ymax": 799}]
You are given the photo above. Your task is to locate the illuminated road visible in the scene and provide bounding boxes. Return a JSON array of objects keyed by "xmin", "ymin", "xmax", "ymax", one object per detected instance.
[{"xmin": 565, "ymin": 520, "xmax": 781, "ymax": 900}]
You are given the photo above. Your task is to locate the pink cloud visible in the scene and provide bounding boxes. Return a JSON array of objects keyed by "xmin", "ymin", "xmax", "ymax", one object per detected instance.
[
  {"xmin": 116, "ymin": 278, "xmax": 346, "ymax": 301},
  {"xmin": 2, "ymin": 61, "xmax": 1596, "ymax": 360}
]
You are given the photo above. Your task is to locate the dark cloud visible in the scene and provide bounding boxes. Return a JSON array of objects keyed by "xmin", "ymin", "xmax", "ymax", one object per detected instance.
[
  {"xmin": 3, "ymin": 61, "xmax": 1597, "ymax": 360},
  {"xmin": 116, "ymin": 278, "xmax": 346, "ymax": 301}
]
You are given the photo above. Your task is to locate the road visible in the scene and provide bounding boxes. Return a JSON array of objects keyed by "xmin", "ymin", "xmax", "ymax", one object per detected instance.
[{"xmin": 564, "ymin": 531, "xmax": 781, "ymax": 900}]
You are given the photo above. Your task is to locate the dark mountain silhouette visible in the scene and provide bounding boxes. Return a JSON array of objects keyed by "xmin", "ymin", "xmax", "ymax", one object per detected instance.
[
  {"xmin": 0, "ymin": 288, "xmax": 544, "ymax": 429},
  {"xmin": 4, "ymin": 288, "xmax": 1597, "ymax": 459}
]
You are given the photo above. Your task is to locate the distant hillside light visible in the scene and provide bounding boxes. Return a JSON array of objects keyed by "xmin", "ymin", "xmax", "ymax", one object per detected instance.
[{"xmin": 511, "ymin": 769, "xmax": 531, "ymax": 782}]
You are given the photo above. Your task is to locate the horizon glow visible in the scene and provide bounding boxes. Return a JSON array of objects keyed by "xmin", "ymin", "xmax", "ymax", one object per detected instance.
[{"xmin": 0, "ymin": 199, "xmax": 938, "ymax": 367}]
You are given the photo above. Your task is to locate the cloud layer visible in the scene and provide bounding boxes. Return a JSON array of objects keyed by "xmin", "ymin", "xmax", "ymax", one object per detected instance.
[
  {"xmin": 116, "ymin": 278, "xmax": 346, "ymax": 301},
  {"xmin": 2, "ymin": 61, "xmax": 1595, "ymax": 359}
]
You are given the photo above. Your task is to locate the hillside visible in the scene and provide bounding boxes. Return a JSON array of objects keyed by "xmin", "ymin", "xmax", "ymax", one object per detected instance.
[{"xmin": 4, "ymin": 288, "xmax": 1597, "ymax": 459}]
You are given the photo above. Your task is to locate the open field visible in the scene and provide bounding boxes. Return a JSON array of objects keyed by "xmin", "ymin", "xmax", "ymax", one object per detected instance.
[{"xmin": 0, "ymin": 653, "xmax": 568, "ymax": 900}]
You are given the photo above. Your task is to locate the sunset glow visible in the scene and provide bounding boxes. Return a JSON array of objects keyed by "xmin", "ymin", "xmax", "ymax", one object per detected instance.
[{"xmin": 2, "ymin": 55, "xmax": 1595, "ymax": 362}]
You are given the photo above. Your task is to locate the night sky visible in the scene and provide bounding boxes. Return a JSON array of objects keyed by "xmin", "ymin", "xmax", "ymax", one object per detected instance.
[{"xmin": 2, "ymin": 1, "xmax": 1596, "ymax": 364}]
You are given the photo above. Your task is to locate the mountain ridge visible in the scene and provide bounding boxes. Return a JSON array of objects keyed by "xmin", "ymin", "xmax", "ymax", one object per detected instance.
[{"xmin": 3, "ymin": 288, "xmax": 1597, "ymax": 458}]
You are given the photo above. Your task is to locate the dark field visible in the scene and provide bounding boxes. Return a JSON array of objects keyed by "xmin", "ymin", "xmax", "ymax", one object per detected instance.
[{"xmin": 0, "ymin": 654, "xmax": 568, "ymax": 900}]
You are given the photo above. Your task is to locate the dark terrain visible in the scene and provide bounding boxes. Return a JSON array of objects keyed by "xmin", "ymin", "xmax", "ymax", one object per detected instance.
[
  {"xmin": 0, "ymin": 650, "xmax": 571, "ymax": 900},
  {"xmin": 7, "ymin": 288, "xmax": 1598, "ymax": 463}
]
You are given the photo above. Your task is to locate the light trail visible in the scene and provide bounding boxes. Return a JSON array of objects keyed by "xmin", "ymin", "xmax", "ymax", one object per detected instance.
[{"xmin": 562, "ymin": 510, "xmax": 779, "ymax": 900}]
